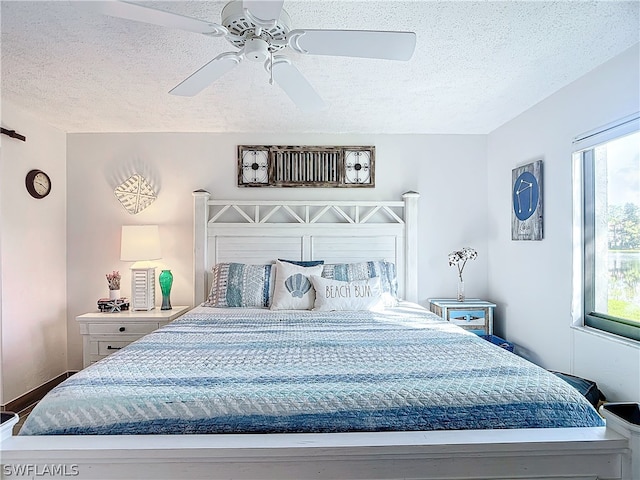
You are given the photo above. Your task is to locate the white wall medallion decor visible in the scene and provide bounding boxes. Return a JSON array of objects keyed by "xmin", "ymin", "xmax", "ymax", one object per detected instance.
[
  {"xmin": 114, "ymin": 173, "xmax": 157, "ymax": 214},
  {"xmin": 512, "ymin": 159, "xmax": 543, "ymax": 240},
  {"xmin": 238, "ymin": 145, "xmax": 375, "ymax": 187},
  {"xmin": 239, "ymin": 148, "xmax": 270, "ymax": 185}
]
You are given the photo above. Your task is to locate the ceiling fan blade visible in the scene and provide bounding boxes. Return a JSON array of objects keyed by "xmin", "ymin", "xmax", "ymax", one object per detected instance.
[
  {"xmin": 242, "ymin": 0, "xmax": 284, "ymax": 23},
  {"xmin": 76, "ymin": 1, "xmax": 228, "ymax": 36},
  {"xmin": 269, "ymin": 57, "xmax": 326, "ymax": 112},
  {"xmin": 170, "ymin": 53, "xmax": 243, "ymax": 97},
  {"xmin": 288, "ymin": 30, "xmax": 416, "ymax": 61}
]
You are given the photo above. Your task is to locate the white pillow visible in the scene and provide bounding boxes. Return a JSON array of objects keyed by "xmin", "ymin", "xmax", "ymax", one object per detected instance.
[
  {"xmin": 310, "ymin": 275, "xmax": 385, "ymax": 311},
  {"xmin": 270, "ymin": 260, "xmax": 324, "ymax": 310},
  {"xmin": 321, "ymin": 260, "xmax": 398, "ymax": 306}
]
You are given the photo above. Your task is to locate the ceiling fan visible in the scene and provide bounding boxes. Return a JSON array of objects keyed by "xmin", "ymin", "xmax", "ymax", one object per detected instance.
[{"xmin": 78, "ymin": 1, "xmax": 417, "ymax": 111}]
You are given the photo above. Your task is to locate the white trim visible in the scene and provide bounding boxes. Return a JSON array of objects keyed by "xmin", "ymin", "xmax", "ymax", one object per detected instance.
[
  {"xmin": 573, "ymin": 111, "xmax": 640, "ymax": 151},
  {"xmin": 571, "ymin": 150, "xmax": 585, "ymax": 329},
  {"xmin": 193, "ymin": 191, "xmax": 210, "ymax": 307},
  {"xmin": 571, "ymin": 324, "xmax": 640, "ymax": 349},
  {"xmin": 402, "ymin": 191, "xmax": 419, "ymax": 302}
]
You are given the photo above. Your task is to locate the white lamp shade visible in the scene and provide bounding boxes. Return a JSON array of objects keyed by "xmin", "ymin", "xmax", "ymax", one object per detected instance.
[{"xmin": 120, "ymin": 225, "xmax": 162, "ymax": 262}]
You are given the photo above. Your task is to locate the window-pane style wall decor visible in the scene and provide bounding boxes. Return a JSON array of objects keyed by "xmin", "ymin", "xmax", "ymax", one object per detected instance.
[{"xmin": 237, "ymin": 145, "xmax": 375, "ymax": 187}]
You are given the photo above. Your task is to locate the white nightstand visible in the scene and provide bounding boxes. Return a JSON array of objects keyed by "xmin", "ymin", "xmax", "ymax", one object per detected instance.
[
  {"xmin": 77, "ymin": 306, "xmax": 190, "ymax": 368},
  {"xmin": 428, "ymin": 298, "xmax": 495, "ymax": 335}
]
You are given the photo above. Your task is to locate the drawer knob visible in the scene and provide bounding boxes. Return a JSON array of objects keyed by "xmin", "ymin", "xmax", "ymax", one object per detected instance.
[
  {"xmin": 107, "ymin": 345, "xmax": 122, "ymax": 350},
  {"xmin": 119, "ymin": 327, "xmax": 125, "ymax": 332}
]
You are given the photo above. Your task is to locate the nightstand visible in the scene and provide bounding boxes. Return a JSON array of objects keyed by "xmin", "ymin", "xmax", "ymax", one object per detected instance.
[
  {"xmin": 428, "ymin": 298, "xmax": 495, "ymax": 335},
  {"xmin": 76, "ymin": 306, "xmax": 190, "ymax": 368}
]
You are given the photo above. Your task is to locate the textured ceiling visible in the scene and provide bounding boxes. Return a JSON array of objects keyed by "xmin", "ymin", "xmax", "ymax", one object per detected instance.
[{"xmin": 1, "ymin": 1, "xmax": 638, "ymax": 134}]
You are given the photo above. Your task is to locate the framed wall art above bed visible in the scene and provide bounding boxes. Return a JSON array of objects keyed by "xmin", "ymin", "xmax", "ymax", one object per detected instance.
[{"xmin": 237, "ymin": 145, "xmax": 375, "ymax": 187}]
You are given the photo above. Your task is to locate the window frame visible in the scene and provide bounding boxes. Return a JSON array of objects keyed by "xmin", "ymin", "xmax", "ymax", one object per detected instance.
[{"xmin": 573, "ymin": 113, "xmax": 640, "ymax": 342}]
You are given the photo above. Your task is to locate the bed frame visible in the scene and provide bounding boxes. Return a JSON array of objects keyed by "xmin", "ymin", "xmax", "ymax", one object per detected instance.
[
  {"xmin": 193, "ymin": 191, "xmax": 420, "ymax": 305},
  {"xmin": 1, "ymin": 192, "xmax": 634, "ymax": 480}
]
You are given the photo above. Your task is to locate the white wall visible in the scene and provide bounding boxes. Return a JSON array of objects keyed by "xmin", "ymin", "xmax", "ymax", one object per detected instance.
[
  {"xmin": 0, "ymin": 100, "xmax": 67, "ymax": 404},
  {"xmin": 66, "ymin": 133, "xmax": 488, "ymax": 370},
  {"xmin": 487, "ymin": 44, "xmax": 640, "ymax": 401}
]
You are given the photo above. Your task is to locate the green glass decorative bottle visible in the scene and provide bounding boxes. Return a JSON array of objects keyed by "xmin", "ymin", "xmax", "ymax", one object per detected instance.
[{"xmin": 159, "ymin": 270, "xmax": 173, "ymax": 310}]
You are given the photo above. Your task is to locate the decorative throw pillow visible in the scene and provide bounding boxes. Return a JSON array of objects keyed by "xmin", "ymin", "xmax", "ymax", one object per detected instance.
[
  {"xmin": 270, "ymin": 260, "xmax": 324, "ymax": 310},
  {"xmin": 204, "ymin": 263, "xmax": 273, "ymax": 308},
  {"xmin": 321, "ymin": 260, "xmax": 398, "ymax": 306},
  {"xmin": 310, "ymin": 276, "xmax": 385, "ymax": 311},
  {"xmin": 278, "ymin": 259, "xmax": 325, "ymax": 267}
]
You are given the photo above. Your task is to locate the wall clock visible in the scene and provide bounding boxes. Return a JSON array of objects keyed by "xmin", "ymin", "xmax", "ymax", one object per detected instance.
[
  {"xmin": 511, "ymin": 160, "xmax": 543, "ymax": 240},
  {"xmin": 25, "ymin": 169, "xmax": 52, "ymax": 199}
]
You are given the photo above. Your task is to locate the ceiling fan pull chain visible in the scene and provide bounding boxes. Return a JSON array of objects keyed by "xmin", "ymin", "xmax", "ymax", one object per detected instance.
[{"xmin": 269, "ymin": 49, "xmax": 274, "ymax": 85}]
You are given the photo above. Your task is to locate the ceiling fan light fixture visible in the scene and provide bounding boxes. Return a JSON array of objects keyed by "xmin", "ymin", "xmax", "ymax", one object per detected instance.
[{"xmin": 245, "ymin": 37, "xmax": 271, "ymax": 62}]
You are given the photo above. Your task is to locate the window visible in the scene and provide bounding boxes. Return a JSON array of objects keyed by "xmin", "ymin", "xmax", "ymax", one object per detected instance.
[{"xmin": 573, "ymin": 113, "xmax": 640, "ymax": 341}]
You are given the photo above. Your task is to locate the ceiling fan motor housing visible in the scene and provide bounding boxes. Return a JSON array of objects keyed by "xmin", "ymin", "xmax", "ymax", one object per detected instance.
[{"xmin": 221, "ymin": 0, "xmax": 291, "ymax": 52}]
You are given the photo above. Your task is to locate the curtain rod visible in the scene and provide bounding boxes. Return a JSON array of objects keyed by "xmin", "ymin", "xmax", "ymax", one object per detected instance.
[{"xmin": 1, "ymin": 127, "xmax": 26, "ymax": 142}]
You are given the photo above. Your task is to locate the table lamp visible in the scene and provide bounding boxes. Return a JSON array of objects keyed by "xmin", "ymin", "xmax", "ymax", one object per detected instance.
[{"xmin": 120, "ymin": 225, "xmax": 162, "ymax": 310}]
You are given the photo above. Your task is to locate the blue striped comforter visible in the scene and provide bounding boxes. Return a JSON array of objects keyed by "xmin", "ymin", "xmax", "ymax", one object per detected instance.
[{"xmin": 20, "ymin": 305, "xmax": 604, "ymax": 435}]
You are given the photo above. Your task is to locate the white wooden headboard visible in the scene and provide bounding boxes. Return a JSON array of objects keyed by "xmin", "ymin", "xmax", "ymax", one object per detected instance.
[{"xmin": 193, "ymin": 192, "xmax": 420, "ymax": 305}]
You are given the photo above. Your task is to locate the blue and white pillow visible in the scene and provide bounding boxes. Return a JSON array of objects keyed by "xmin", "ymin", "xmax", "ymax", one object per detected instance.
[
  {"xmin": 321, "ymin": 260, "xmax": 398, "ymax": 306},
  {"xmin": 204, "ymin": 263, "xmax": 273, "ymax": 308},
  {"xmin": 278, "ymin": 259, "xmax": 325, "ymax": 267}
]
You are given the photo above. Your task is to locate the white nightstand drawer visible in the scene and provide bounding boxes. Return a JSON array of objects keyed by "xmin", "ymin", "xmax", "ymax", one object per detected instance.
[
  {"xmin": 77, "ymin": 306, "xmax": 191, "ymax": 369},
  {"xmin": 87, "ymin": 322, "xmax": 160, "ymax": 335},
  {"xmin": 88, "ymin": 337, "xmax": 145, "ymax": 357},
  {"xmin": 98, "ymin": 340, "xmax": 135, "ymax": 356}
]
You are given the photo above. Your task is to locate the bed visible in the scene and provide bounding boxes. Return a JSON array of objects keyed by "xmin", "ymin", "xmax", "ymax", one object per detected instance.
[
  {"xmin": 1, "ymin": 192, "xmax": 634, "ymax": 480},
  {"xmin": 19, "ymin": 304, "xmax": 603, "ymax": 436}
]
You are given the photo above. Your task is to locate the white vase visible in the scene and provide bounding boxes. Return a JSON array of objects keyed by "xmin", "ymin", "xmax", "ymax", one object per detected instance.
[
  {"xmin": 109, "ymin": 289, "xmax": 121, "ymax": 300},
  {"xmin": 457, "ymin": 279, "xmax": 465, "ymax": 302}
]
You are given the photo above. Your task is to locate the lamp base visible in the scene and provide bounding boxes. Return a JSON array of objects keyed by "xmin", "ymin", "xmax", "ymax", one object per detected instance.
[{"xmin": 131, "ymin": 267, "xmax": 156, "ymax": 311}]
